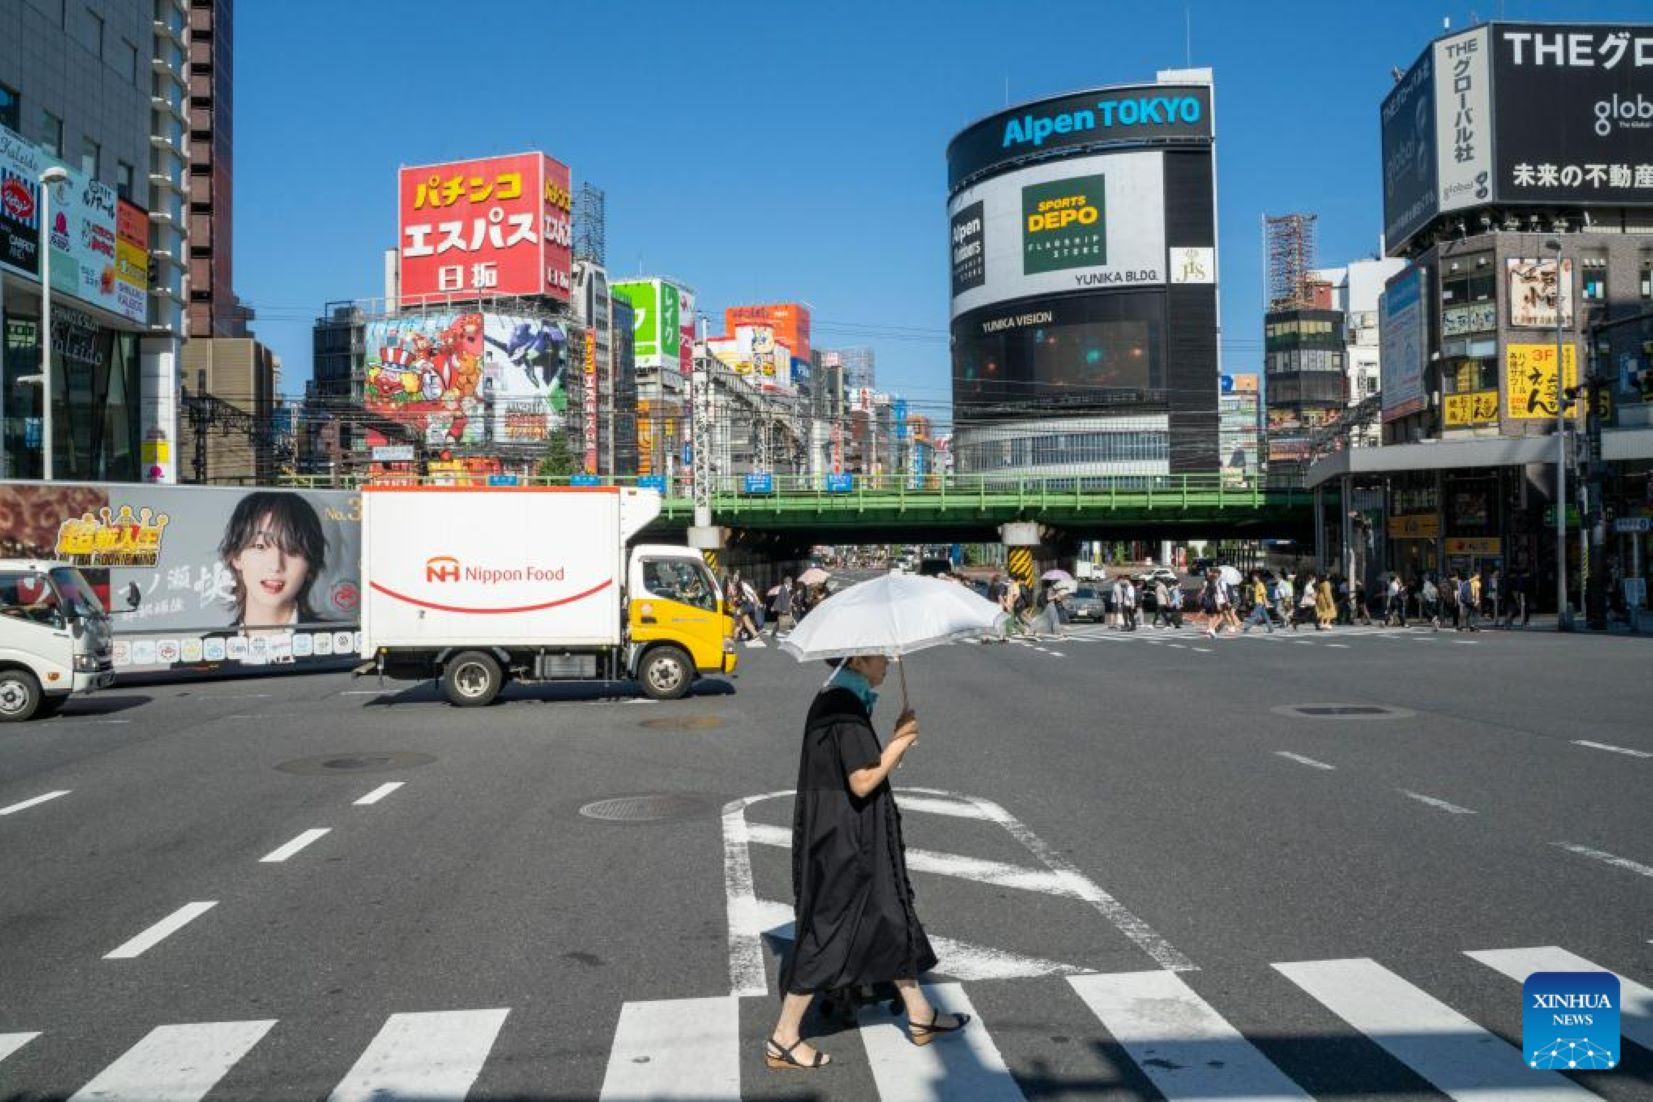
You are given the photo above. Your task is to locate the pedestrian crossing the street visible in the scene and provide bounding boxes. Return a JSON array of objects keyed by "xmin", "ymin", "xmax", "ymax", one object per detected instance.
[{"xmin": 3, "ymin": 944, "xmax": 1645, "ymax": 1100}]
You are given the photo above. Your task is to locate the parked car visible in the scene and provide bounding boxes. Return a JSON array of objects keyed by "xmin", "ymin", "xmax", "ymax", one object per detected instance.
[
  {"xmin": 1067, "ymin": 586, "xmax": 1106, "ymax": 622},
  {"xmin": 1142, "ymin": 567, "xmax": 1180, "ymax": 585}
]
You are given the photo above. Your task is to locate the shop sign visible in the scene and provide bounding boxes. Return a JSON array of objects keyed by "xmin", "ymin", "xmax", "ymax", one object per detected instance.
[
  {"xmin": 1445, "ymin": 537, "xmax": 1501, "ymax": 555},
  {"xmin": 1505, "ymin": 342, "xmax": 1578, "ymax": 419},
  {"xmin": 371, "ymin": 445, "xmax": 415, "ymax": 462},
  {"xmin": 1441, "ymin": 301, "xmax": 1497, "ymax": 337},
  {"xmin": 1443, "ymin": 389, "xmax": 1500, "ymax": 426},
  {"xmin": 1542, "ymin": 504, "xmax": 1581, "ymax": 527},
  {"xmin": 1613, "ymin": 517, "xmax": 1650, "ymax": 534},
  {"xmin": 1389, "ymin": 513, "xmax": 1441, "ymax": 539}
]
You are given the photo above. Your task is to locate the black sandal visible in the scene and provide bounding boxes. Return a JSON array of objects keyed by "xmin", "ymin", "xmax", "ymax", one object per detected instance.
[
  {"xmin": 764, "ymin": 1035, "xmax": 831, "ymax": 1070},
  {"xmin": 908, "ymin": 1009, "xmax": 971, "ymax": 1047}
]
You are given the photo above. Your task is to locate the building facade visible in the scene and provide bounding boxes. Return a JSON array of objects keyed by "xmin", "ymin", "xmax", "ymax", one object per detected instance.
[
  {"xmin": 0, "ymin": 0, "xmax": 187, "ymax": 484},
  {"xmin": 183, "ymin": 0, "xmax": 248, "ymax": 338},
  {"xmin": 948, "ymin": 69, "xmax": 1220, "ymax": 483},
  {"xmin": 1263, "ymin": 303, "xmax": 1345, "ymax": 486}
]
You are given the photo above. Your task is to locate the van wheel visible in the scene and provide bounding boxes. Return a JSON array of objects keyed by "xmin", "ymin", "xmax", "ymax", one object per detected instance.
[
  {"xmin": 0, "ymin": 670, "xmax": 41, "ymax": 722},
  {"xmin": 441, "ymin": 651, "xmax": 502, "ymax": 707},
  {"xmin": 638, "ymin": 647, "xmax": 692, "ymax": 701}
]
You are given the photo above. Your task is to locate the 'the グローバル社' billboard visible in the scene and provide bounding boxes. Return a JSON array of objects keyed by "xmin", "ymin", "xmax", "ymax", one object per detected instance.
[
  {"xmin": 0, "ymin": 482, "xmax": 361, "ymax": 672},
  {"xmin": 364, "ymin": 312, "xmax": 568, "ymax": 446},
  {"xmin": 946, "ymin": 84, "xmax": 1212, "ymax": 191},
  {"xmin": 1380, "ymin": 264, "xmax": 1428, "ymax": 421},
  {"xmin": 1492, "ymin": 24, "xmax": 1653, "ymax": 207},
  {"xmin": 948, "ymin": 151, "xmax": 1167, "ymax": 320},
  {"xmin": 398, "ymin": 153, "xmax": 573, "ymax": 305},
  {"xmin": 1382, "ymin": 23, "xmax": 1653, "ymax": 254}
]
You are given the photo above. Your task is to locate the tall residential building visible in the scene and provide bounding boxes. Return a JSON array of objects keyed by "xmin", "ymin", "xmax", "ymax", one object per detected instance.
[
  {"xmin": 177, "ymin": 335, "xmax": 277, "ymax": 482},
  {"xmin": 838, "ymin": 346, "xmax": 874, "ymax": 393},
  {"xmin": 0, "ymin": 0, "xmax": 188, "ymax": 483},
  {"xmin": 1263, "ymin": 286, "xmax": 1345, "ymax": 487},
  {"xmin": 184, "ymin": 0, "xmax": 248, "ymax": 337}
]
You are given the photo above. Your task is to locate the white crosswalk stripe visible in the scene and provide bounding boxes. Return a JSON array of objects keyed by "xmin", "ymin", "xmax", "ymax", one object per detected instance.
[
  {"xmin": 68, "ymin": 1020, "xmax": 276, "ymax": 1101},
  {"xmin": 12, "ymin": 943, "xmax": 1646, "ymax": 1100},
  {"xmin": 327, "ymin": 1009, "xmax": 508, "ymax": 1102},
  {"xmin": 1273, "ymin": 957, "xmax": 1599, "ymax": 1100},
  {"xmin": 601, "ymin": 996, "xmax": 740, "ymax": 1100},
  {"xmin": 857, "ymin": 982, "xmax": 1022, "ymax": 1102},
  {"xmin": 1467, "ymin": 945, "xmax": 1653, "ymax": 1056}
]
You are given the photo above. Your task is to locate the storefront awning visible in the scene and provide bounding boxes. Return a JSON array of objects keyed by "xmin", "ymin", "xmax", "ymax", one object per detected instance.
[{"xmin": 1306, "ymin": 428, "xmax": 1653, "ymax": 489}]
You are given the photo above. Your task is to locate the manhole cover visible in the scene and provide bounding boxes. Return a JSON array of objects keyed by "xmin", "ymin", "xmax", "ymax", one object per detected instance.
[
  {"xmin": 1270, "ymin": 704, "xmax": 1415, "ymax": 721},
  {"xmin": 638, "ymin": 715, "xmax": 725, "ymax": 730},
  {"xmin": 276, "ymin": 751, "xmax": 438, "ymax": 776},
  {"xmin": 579, "ymin": 794, "xmax": 707, "ymax": 822}
]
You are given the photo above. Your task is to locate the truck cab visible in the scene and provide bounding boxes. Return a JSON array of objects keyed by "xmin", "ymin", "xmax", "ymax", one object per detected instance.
[
  {"xmin": 627, "ymin": 545, "xmax": 737, "ymax": 699},
  {"xmin": 0, "ymin": 560, "xmax": 117, "ymax": 722}
]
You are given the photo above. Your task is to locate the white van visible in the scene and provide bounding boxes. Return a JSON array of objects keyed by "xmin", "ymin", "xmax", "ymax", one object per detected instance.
[{"xmin": 0, "ymin": 560, "xmax": 121, "ymax": 722}]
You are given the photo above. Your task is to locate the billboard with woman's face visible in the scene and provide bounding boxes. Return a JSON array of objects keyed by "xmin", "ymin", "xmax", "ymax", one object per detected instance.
[{"xmin": 0, "ymin": 482, "xmax": 360, "ymax": 672}]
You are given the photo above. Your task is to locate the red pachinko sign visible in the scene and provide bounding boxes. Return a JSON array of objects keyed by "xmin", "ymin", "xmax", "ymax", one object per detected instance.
[
  {"xmin": 398, "ymin": 152, "xmax": 572, "ymax": 306},
  {"xmin": 583, "ymin": 329, "xmax": 598, "ymax": 474}
]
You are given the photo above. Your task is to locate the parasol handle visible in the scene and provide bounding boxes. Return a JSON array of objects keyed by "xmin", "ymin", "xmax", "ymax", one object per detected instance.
[{"xmin": 897, "ymin": 654, "xmax": 909, "ymax": 713}]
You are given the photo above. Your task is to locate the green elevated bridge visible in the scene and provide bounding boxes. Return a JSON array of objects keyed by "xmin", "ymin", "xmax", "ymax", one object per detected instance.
[{"xmin": 649, "ymin": 474, "xmax": 1314, "ymax": 544}]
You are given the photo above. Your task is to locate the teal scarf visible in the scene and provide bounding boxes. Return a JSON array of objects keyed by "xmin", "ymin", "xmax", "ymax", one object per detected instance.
[{"xmin": 827, "ymin": 664, "xmax": 878, "ymax": 715}]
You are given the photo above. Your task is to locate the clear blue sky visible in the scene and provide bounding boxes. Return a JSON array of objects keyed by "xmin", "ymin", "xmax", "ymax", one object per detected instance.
[{"xmin": 235, "ymin": 0, "xmax": 1645, "ymax": 425}]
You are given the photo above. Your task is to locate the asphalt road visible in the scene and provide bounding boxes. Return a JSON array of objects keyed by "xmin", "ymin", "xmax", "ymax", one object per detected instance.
[{"xmin": 0, "ymin": 621, "xmax": 1650, "ymax": 1100}]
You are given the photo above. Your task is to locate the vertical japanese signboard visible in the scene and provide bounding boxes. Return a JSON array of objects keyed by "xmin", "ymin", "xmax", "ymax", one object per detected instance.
[
  {"xmin": 0, "ymin": 125, "xmax": 43, "ymax": 279},
  {"xmin": 1380, "ymin": 264, "xmax": 1428, "ymax": 422},
  {"xmin": 398, "ymin": 152, "xmax": 572, "ymax": 306},
  {"xmin": 1433, "ymin": 27, "xmax": 1493, "ymax": 216},
  {"xmin": 583, "ymin": 328, "xmax": 598, "ymax": 473},
  {"xmin": 114, "ymin": 198, "xmax": 149, "ymax": 324}
]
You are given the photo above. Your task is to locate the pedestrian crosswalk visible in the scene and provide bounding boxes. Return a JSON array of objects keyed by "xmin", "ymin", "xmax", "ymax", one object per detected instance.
[{"xmin": 3, "ymin": 943, "xmax": 1645, "ymax": 1099}]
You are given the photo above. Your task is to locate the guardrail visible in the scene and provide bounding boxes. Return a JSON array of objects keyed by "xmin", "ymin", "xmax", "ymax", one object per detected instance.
[{"xmin": 276, "ymin": 472, "xmax": 1311, "ymax": 513}]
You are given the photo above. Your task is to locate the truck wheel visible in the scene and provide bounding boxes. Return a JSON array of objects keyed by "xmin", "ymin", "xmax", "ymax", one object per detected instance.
[
  {"xmin": 0, "ymin": 670, "xmax": 42, "ymax": 723},
  {"xmin": 638, "ymin": 646, "xmax": 692, "ymax": 701},
  {"xmin": 441, "ymin": 651, "xmax": 503, "ymax": 707}
]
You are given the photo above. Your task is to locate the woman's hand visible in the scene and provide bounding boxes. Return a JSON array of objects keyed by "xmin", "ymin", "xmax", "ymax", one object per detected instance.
[{"xmin": 892, "ymin": 709, "xmax": 919, "ymax": 753}]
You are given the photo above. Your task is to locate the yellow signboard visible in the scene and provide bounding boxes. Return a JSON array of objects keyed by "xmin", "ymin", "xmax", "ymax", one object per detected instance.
[
  {"xmin": 1504, "ymin": 343, "xmax": 1578, "ymax": 420},
  {"xmin": 1445, "ymin": 537, "xmax": 1502, "ymax": 556},
  {"xmin": 1388, "ymin": 513, "xmax": 1440, "ymax": 539},
  {"xmin": 1443, "ymin": 390, "xmax": 1499, "ymax": 427}
]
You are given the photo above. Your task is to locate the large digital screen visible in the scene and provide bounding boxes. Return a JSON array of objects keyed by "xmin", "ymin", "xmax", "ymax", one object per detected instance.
[
  {"xmin": 952, "ymin": 291, "xmax": 1165, "ymax": 410},
  {"xmin": 948, "ymin": 151, "xmax": 1167, "ymax": 320}
]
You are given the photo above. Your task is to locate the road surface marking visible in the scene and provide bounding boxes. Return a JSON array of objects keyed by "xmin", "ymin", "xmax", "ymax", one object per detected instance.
[
  {"xmin": 1399, "ymin": 790, "xmax": 1477, "ymax": 815},
  {"xmin": 746, "ymin": 821, "xmax": 1080, "ymax": 897},
  {"xmin": 599, "ymin": 997, "xmax": 739, "ymax": 1101},
  {"xmin": 1047, "ymin": 650, "xmax": 1066, "ymax": 658},
  {"xmin": 1467, "ymin": 946, "xmax": 1653, "ymax": 1055},
  {"xmin": 188, "ymin": 692, "xmax": 271, "ymax": 700},
  {"xmin": 354, "ymin": 782, "xmax": 405, "ymax": 806},
  {"xmin": 1191, "ymin": 646, "xmax": 1213, "ymax": 653},
  {"xmin": 328, "ymin": 1009, "xmax": 508, "ymax": 1102},
  {"xmin": 340, "ymin": 690, "xmax": 393, "ymax": 696},
  {"xmin": 1553, "ymin": 843, "xmax": 1653, "ymax": 880},
  {"xmin": 69, "ymin": 1020, "xmax": 275, "ymax": 1101},
  {"xmin": 858, "ymin": 982, "xmax": 1021, "ymax": 1102},
  {"xmin": 1572, "ymin": 739, "xmax": 1652, "ymax": 760},
  {"xmin": 259, "ymin": 828, "xmax": 331, "ymax": 863},
  {"xmin": 893, "ymin": 794, "xmax": 991, "ymax": 820},
  {"xmin": 104, "ymin": 901, "xmax": 217, "ymax": 960},
  {"xmin": 1326, "ymin": 643, "xmax": 1350, "ymax": 648},
  {"xmin": 953, "ymin": 790, "xmax": 1194, "ymax": 972},
  {"xmin": 0, "ymin": 791, "xmax": 70, "ymax": 816},
  {"xmin": 1167, "ymin": 642, "xmax": 1187, "ymax": 649},
  {"xmin": 0, "ymin": 1033, "xmax": 39, "ymax": 1066},
  {"xmin": 1068, "ymin": 971, "xmax": 1310, "ymax": 1100},
  {"xmin": 1274, "ymin": 957, "xmax": 1596, "ymax": 1100},
  {"xmin": 1275, "ymin": 751, "xmax": 1336, "ymax": 771}
]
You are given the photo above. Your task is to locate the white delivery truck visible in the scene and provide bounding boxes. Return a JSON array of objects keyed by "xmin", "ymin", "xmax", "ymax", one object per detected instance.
[
  {"xmin": 0, "ymin": 559, "xmax": 122, "ymax": 722},
  {"xmin": 359, "ymin": 484, "xmax": 735, "ymax": 706}
]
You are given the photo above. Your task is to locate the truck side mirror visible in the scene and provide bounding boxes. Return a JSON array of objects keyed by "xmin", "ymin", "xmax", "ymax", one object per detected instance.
[{"xmin": 125, "ymin": 581, "xmax": 142, "ymax": 609}]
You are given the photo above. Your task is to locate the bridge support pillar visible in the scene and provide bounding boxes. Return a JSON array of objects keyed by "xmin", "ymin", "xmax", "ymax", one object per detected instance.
[
  {"xmin": 1000, "ymin": 522, "xmax": 1040, "ymax": 591},
  {"xmin": 688, "ymin": 525, "xmax": 726, "ymax": 575}
]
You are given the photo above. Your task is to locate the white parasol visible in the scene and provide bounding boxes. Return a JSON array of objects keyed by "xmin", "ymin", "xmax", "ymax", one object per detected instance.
[
  {"xmin": 1218, "ymin": 564, "xmax": 1243, "ymax": 586},
  {"xmin": 779, "ymin": 573, "xmax": 1006, "ymax": 708},
  {"xmin": 797, "ymin": 566, "xmax": 830, "ymax": 586}
]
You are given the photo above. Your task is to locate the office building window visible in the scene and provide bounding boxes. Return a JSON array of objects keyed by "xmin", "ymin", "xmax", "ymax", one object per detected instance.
[
  {"xmin": 1581, "ymin": 258, "xmax": 1607, "ymax": 303},
  {"xmin": 1641, "ymin": 261, "xmax": 1653, "ymax": 300},
  {"xmin": 116, "ymin": 160, "xmax": 134, "ymax": 200},
  {"xmin": 122, "ymin": 39, "xmax": 138, "ymax": 83},
  {"xmin": 40, "ymin": 110, "xmax": 62, "ymax": 156},
  {"xmin": 82, "ymin": 7, "xmax": 103, "ymax": 57},
  {"xmin": 0, "ymin": 83, "xmax": 18, "ymax": 132},
  {"xmin": 80, "ymin": 137, "xmax": 99, "ymax": 179}
]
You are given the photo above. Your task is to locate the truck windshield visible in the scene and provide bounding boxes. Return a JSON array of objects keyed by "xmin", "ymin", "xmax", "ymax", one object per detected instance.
[{"xmin": 49, "ymin": 567, "xmax": 106, "ymax": 620}]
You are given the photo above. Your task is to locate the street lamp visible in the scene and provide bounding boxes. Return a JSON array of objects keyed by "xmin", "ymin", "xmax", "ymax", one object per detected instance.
[
  {"xmin": 1543, "ymin": 237, "xmax": 1568, "ymax": 629},
  {"xmin": 36, "ymin": 165, "xmax": 70, "ymax": 481}
]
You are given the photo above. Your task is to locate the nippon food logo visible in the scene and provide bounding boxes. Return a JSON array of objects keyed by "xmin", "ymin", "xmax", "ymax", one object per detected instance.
[{"xmin": 424, "ymin": 555, "xmax": 566, "ymax": 585}]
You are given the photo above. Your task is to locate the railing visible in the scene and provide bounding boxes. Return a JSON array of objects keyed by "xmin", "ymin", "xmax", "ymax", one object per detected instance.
[{"xmin": 275, "ymin": 471, "xmax": 1313, "ymax": 512}]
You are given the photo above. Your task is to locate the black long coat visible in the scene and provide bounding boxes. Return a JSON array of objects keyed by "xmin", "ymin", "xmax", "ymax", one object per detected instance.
[{"xmin": 781, "ymin": 686, "xmax": 938, "ymax": 995}]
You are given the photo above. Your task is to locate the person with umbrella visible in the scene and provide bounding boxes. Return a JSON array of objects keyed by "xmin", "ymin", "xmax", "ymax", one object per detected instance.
[{"xmin": 766, "ymin": 575, "xmax": 996, "ymax": 1070}]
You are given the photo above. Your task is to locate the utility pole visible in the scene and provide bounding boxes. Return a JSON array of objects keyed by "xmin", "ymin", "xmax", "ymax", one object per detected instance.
[{"xmin": 1545, "ymin": 238, "xmax": 1569, "ymax": 630}]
